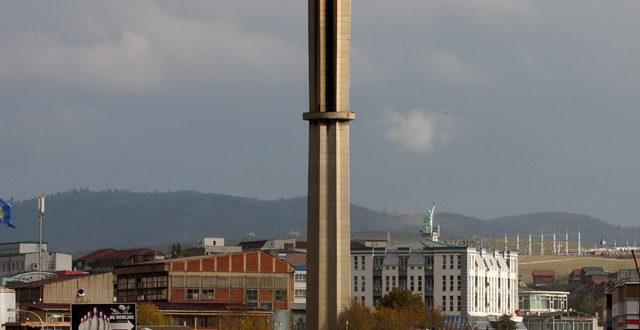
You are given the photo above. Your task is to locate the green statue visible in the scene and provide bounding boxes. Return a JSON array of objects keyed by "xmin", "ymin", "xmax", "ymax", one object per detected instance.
[{"xmin": 424, "ymin": 202, "xmax": 436, "ymax": 234}]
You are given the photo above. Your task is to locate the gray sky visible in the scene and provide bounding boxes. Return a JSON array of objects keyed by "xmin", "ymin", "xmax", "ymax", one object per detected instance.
[{"xmin": 1, "ymin": 1, "xmax": 639, "ymax": 225}]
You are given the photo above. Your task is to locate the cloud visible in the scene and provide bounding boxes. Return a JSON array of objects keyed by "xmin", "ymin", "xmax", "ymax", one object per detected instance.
[
  {"xmin": 0, "ymin": 31, "xmax": 164, "ymax": 92},
  {"xmin": 382, "ymin": 109, "xmax": 458, "ymax": 153},
  {"xmin": 423, "ymin": 50, "xmax": 489, "ymax": 84},
  {"xmin": 0, "ymin": 2, "xmax": 305, "ymax": 92}
]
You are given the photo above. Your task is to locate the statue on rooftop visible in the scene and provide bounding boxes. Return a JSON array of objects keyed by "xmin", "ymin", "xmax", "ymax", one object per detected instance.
[{"xmin": 424, "ymin": 202, "xmax": 436, "ymax": 234}]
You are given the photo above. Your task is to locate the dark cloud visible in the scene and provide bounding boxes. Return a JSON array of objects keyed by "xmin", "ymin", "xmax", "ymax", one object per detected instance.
[{"xmin": 0, "ymin": 1, "xmax": 639, "ymax": 225}]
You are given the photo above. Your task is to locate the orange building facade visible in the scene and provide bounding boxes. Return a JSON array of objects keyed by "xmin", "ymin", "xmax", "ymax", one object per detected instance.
[{"xmin": 114, "ymin": 251, "xmax": 294, "ymax": 311}]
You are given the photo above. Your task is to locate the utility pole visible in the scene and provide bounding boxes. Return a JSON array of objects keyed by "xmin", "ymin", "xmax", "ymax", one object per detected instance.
[
  {"xmin": 37, "ymin": 195, "xmax": 45, "ymax": 280},
  {"xmin": 540, "ymin": 229, "xmax": 544, "ymax": 256}
]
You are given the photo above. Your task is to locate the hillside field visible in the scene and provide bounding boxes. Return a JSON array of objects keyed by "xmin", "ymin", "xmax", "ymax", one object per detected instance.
[{"xmin": 518, "ymin": 255, "xmax": 637, "ymax": 285}]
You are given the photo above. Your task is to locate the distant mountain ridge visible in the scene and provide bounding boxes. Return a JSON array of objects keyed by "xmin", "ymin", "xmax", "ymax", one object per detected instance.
[{"xmin": 0, "ymin": 190, "xmax": 636, "ymax": 253}]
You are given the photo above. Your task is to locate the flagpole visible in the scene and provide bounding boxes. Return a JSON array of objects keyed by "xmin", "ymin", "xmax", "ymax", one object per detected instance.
[{"xmin": 37, "ymin": 196, "xmax": 45, "ymax": 280}]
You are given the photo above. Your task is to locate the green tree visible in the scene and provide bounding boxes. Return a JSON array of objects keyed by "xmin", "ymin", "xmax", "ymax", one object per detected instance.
[
  {"xmin": 136, "ymin": 302, "xmax": 169, "ymax": 326},
  {"xmin": 170, "ymin": 243, "xmax": 188, "ymax": 258},
  {"xmin": 219, "ymin": 314, "xmax": 271, "ymax": 330},
  {"xmin": 576, "ymin": 293, "xmax": 604, "ymax": 324},
  {"xmin": 489, "ymin": 314, "xmax": 516, "ymax": 330},
  {"xmin": 380, "ymin": 288, "xmax": 446, "ymax": 328},
  {"xmin": 338, "ymin": 299, "xmax": 376, "ymax": 330}
]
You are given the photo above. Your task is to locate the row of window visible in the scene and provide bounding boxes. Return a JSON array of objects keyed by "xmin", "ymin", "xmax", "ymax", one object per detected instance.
[
  {"xmin": 353, "ymin": 256, "xmax": 366, "ymax": 270},
  {"xmin": 117, "ymin": 275, "xmax": 168, "ymax": 290},
  {"xmin": 172, "ymin": 275, "xmax": 288, "ymax": 289},
  {"xmin": 295, "ymin": 274, "xmax": 306, "ymax": 283},
  {"xmin": 441, "ymin": 295, "xmax": 462, "ymax": 312},
  {"xmin": 441, "ymin": 275, "xmax": 461, "ymax": 291},
  {"xmin": 442, "ymin": 255, "xmax": 461, "ymax": 270},
  {"xmin": 353, "ymin": 276, "xmax": 366, "ymax": 292}
]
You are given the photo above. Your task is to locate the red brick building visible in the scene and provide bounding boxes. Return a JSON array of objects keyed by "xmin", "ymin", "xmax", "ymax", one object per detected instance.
[
  {"xmin": 532, "ymin": 269, "xmax": 555, "ymax": 288},
  {"xmin": 113, "ymin": 251, "xmax": 294, "ymax": 328}
]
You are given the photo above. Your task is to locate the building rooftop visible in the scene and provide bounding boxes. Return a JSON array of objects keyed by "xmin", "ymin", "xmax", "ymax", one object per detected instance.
[
  {"xmin": 74, "ymin": 248, "xmax": 164, "ymax": 263},
  {"xmin": 532, "ymin": 269, "xmax": 555, "ymax": 277}
]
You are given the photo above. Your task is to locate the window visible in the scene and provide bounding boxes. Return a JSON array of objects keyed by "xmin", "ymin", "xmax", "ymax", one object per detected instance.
[
  {"xmin": 275, "ymin": 277, "xmax": 288, "ymax": 289},
  {"xmin": 202, "ymin": 276, "xmax": 214, "ymax": 288},
  {"xmin": 457, "ymin": 275, "xmax": 461, "ymax": 291},
  {"xmin": 442, "ymin": 256, "xmax": 447, "ymax": 269},
  {"xmin": 275, "ymin": 290, "xmax": 287, "ymax": 302},
  {"xmin": 231, "ymin": 277, "xmax": 244, "ymax": 289},
  {"xmin": 295, "ymin": 289, "xmax": 306, "ymax": 299},
  {"xmin": 260, "ymin": 302, "xmax": 273, "ymax": 310},
  {"xmin": 361, "ymin": 276, "xmax": 365, "ymax": 292},
  {"xmin": 392, "ymin": 276, "xmax": 396, "ymax": 287},
  {"xmin": 354, "ymin": 256, "xmax": 358, "ymax": 270},
  {"xmin": 260, "ymin": 277, "xmax": 273, "ymax": 288},
  {"xmin": 187, "ymin": 276, "xmax": 200, "ymax": 287},
  {"xmin": 410, "ymin": 276, "xmax": 414, "ymax": 291},
  {"xmin": 246, "ymin": 290, "xmax": 258, "ymax": 300},
  {"xmin": 450, "ymin": 296, "xmax": 454, "ymax": 311},
  {"xmin": 246, "ymin": 277, "xmax": 259, "ymax": 288},
  {"xmin": 361, "ymin": 257, "xmax": 365, "ymax": 270},
  {"xmin": 216, "ymin": 277, "xmax": 229, "ymax": 288},
  {"xmin": 442, "ymin": 296, "xmax": 446, "ymax": 311},
  {"xmin": 295, "ymin": 274, "xmax": 307, "ymax": 283},
  {"xmin": 418, "ymin": 276, "xmax": 422, "ymax": 292},
  {"xmin": 457, "ymin": 296, "xmax": 461, "ymax": 311},
  {"xmin": 354, "ymin": 276, "xmax": 358, "ymax": 292},
  {"xmin": 187, "ymin": 288, "xmax": 200, "ymax": 300},
  {"xmin": 457, "ymin": 256, "xmax": 462, "ymax": 269},
  {"xmin": 442, "ymin": 276, "xmax": 446, "ymax": 291},
  {"xmin": 202, "ymin": 289, "xmax": 214, "ymax": 300},
  {"xmin": 450, "ymin": 255, "xmax": 454, "ymax": 269},
  {"xmin": 385, "ymin": 276, "xmax": 390, "ymax": 291},
  {"xmin": 450, "ymin": 275, "xmax": 454, "ymax": 291},
  {"xmin": 172, "ymin": 276, "xmax": 185, "ymax": 288}
]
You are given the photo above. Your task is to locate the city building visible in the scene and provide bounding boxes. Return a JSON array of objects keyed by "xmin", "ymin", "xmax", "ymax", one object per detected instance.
[
  {"xmin": 532, "ymin": 269, "xmax": 555, "ymax": 288},
  {"xmin": 605, "ymin": 279, "xmax": 639, "ymax": 330},
  {"xmin": 5, "ymin": 272, "xmax": 114, "ymax": 329},
  {"xmin": 0, "ymin": 242, "xmax": 71, "ymax": 277},
  {"xmin": 521, "ymin": 311, "xmax": 599, "ymax": 330},
  {"xmin": 292, "ymin": 265, "xmax": 307, "ymax": 330},
  {"xmin": 569, "ymin": 267, "xmax": 614, "ymax": 286},
  {"xmin": 0, "ymin": 287, "xmax": 16, "ymax": 329},
  {"xmin": 113, "ymin": 251, "xmax": 294, "ymax": 329},
  {"xmin": 518, "ymin": 288, "xmax": 569, "ymax": 313},
  {"xmin": 73, "ymin": 248, "xmax": 164, "ymax": 273},
  {"xmin": 239, "ymin": 238, "xmax": 303, "ymax": 252},
  {"xmin": 199, "ymin": 237, "xmax": 242, "ymax": 255},
  {"xmin": 350, "ymin": 235, "xmax": 519, "ymax": 326}
]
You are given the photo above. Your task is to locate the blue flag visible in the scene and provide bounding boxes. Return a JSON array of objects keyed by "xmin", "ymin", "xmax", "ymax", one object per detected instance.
[{"xmin": 0, "ymin": 199, "xmax": 16, "ymax": 228}]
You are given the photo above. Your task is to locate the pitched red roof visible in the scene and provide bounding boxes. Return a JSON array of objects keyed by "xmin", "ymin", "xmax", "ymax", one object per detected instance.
[
  {"xmin": 74, "ymin": 248, "xmax": 163, "ymax": 263},
  {"xmin": 571, "ymin": 269, "xmax": 581, "ymax": 276},
  {"xmin": 74, "ymin": 248, "xmax": 115, "ymax": 262},
  {"xmin": 239, "ymin": 240, "xmax": 267, "ymax": 250},
  {"xmin": 532, "ymin": 269, "xmax": 555, "ymax": 277}
]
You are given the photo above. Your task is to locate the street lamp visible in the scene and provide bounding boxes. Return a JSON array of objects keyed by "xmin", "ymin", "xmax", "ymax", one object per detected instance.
[{"xmin": 7, "ymin": 308, "xmax": 44, "ymax": 330}]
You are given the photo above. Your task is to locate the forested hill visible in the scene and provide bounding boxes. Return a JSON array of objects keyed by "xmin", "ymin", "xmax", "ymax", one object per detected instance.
[{"xmin": 0, "ymin": 190, "xmax": 635, "ymax": 253}]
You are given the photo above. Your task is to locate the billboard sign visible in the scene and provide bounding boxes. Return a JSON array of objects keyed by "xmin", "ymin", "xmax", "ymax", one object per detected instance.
[{"xmin": 71, "ymin": 303, "xmax": 136, "ymax": 330}]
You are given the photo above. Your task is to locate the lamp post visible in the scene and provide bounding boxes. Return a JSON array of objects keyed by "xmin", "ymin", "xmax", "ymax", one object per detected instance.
[{"xmin": 7, "ymin": 308, "xmax": 44, "ymax": 330}]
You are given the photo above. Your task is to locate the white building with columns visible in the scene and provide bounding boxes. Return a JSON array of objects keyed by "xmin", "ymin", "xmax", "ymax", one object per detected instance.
[{"xmin": 350, "ymin": 236, "xmax": 518, "ymax": 320}]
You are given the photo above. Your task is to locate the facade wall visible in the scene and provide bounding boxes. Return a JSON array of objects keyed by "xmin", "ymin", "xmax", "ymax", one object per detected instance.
[
  {"xmin": 610, "ymin": 282, "xmax": 639, "ymax": 330},
  {"xmin": 115, "ymin": 251, "xmax": 294, "ymax": 312},
  {"xmin": 43, "ymin": 273, "xmax": 114, "ymax": 304},
  {"xmin": 351, "ymin": 242, "xmax": 518, "ymax": 318}
]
